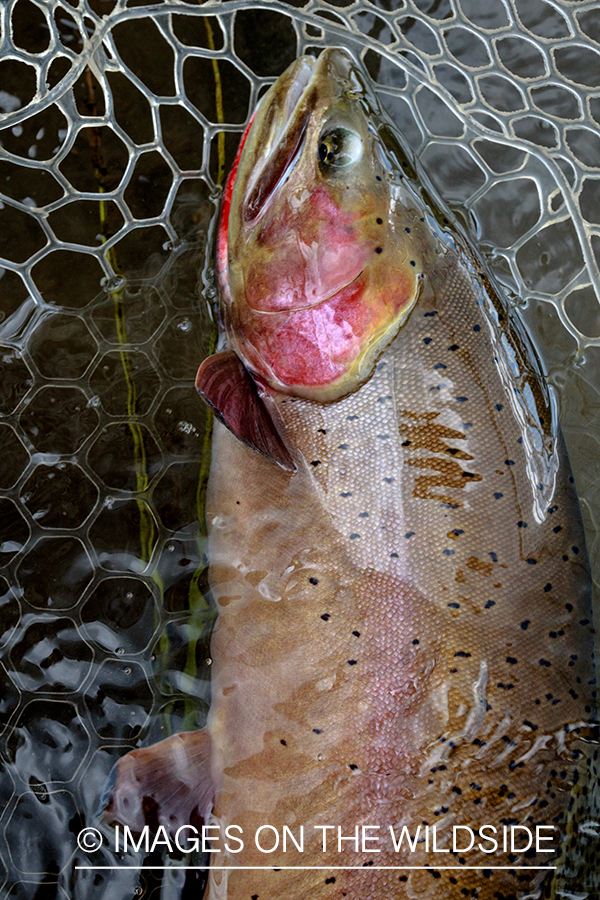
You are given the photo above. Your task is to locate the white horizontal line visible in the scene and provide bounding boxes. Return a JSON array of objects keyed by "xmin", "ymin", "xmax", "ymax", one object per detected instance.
[{"xmin": 75, "ymin": 865, "xmax": 558, "ymax": 871}]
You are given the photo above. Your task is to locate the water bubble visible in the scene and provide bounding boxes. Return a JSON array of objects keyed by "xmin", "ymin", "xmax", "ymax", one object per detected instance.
[{"xmin": 177, "ymin": 318, "xmax": 192, "ymax": 333}]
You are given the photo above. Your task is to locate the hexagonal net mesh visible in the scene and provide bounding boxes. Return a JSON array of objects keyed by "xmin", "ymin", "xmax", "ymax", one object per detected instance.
[{"xmin": 0, "ymin": 0, "xmax": 599, "ymax": 896}]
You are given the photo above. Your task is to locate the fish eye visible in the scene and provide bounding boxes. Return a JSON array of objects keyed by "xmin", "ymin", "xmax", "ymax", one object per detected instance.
[{"xmin": 318, "ymin": 127, "xmax": 362, "ymax": 170}]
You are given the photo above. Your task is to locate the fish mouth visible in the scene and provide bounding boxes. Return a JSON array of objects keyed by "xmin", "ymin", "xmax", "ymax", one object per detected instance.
[
  {"xmin": 242, "ymin": 56, "xmax": 316, "ymax": 224},
  {"xmin": 242, "ymin": 50, "xmax": 358, "ymax": 224}
]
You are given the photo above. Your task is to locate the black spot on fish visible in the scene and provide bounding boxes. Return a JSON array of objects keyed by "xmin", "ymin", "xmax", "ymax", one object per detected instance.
[
  {"xmin": 405, "ymin": 531, "xmax": 415, "ymax": 538},
  {"xmin": 405, "ymin": 227, "xmax": 411, "ymax": 233},
  {"xmin": 349, "ymin": 764, "xmax": 358, "ymax": 770},
  {"xmin": 359, "ymin": 512, "xmax": 369, "ymax": 518},
  {"xmin": 352, "ymin": 631, "xmax": 360, "ymax": 637},
  {"xmin": 517, "ymin": 521, "xmax": 527, "ymax": 528},
  {"xmin": 493, "ymin": 492, "xmax": 503, "ymax": 499},
  {"xmin": 485, "ymin": 600, "xmax": 495, "ymax": 609},
  {"xmin": 375, "ymin": 247, "xmax": 383, "ymax": 254},
  {"xmin": 280, "ymin": 739, "xmax": 287, "ymax": 746},
  {"xmin": 448, "ymin": 602, "xmax": 460, "ymax": 608},
  {"xmin": 505, "ymin": 459, "xmax": 515, "ymax": 466},
  {"xmin": 338, "ymin": 443, "xmax": 348, "ymax": 449},
  {"xmin": 521, "ymin": 620, "xmax": 530, "ymax": 630},
  {"xmin": 311, "ymin": 460, "xmax": 321, "ymax": 467},
  {"xmin": 456, "ymin": 396, "xmax": 468, "ymax": 402},
  {"xmin": 572, "ymin": 546, "xmax": 580, "ymax": 554},
  {"xmin": 455, "ymin": 651, "xmax": 471, "ymax": 658},
  {"xmin": 473, "ymin": 324, "xmax": 481, "ymax": 332},
  {"xmin": 376, "ymin": 217, "xmax": 383, "ymax": 224},
  {"xmin": 318, "ymin": 428, "xmax": 327, "ymax": 434},
  {"xmin": 376, "ymin": 176, "xmax": 382, "ymax": 182},
  {"xmin": 348, "ymin": 659, "xmax": 357, "ymax": 665},
  {"xmin": 580, "ymin": 619, "xmax": 591, "ymax": 626},
  {"xmin": 383, "ymin": 476, "xmax": 395, "ymax": 483},
  {"xmin": 563, "ymin": 554, "xmax": 569, "ymax": 561},
  {"xmin": 410, "ymin": 260, "xmax": 416, "ymax": 266},
  {"xmin": 390, "ymin": 552, "xmax": 399, "ymax": 558},
  {"xmin": 553, "ymin": 525, "xmax": 562, "ymax": 533},
  {"xmin": 340, "ymin": 491, "xmax": 352, "ymax": 498},
  {"xmin": 434, "ymin": 363, "xmax": 447, "ymax": 370},
  {"xmin": 506, "ymin": 657, "xmax": 517, "ymax": 665},
  {"xmin": 321, "ymin": 614, "xmax": 330, "ymax": 621},
  {"xmin": 313, "ymin": 728, "xmax": 323, "ymax": 734},
  {"xmin": 544, "ymin": 583, "xmax": 552, "ymax": 592},
  {"xmin": 539, "ymin": 659, "xmax": 551, "ymax": 667},
  {"xmin": 449, "ymin": 344, "xmax": 459, "ymax": 351},
  {"xmin": 325, "ymin": 877, "xmax": 336, "ymax": 884},
  {"xmin": 413, "ymin": 639, "xmax": 420, "ymax": 645},
  {"xmin": 489, "ymin": 551, "xmax": 498, "ymax": 561},
  {"xmin": 423, "ymin": 337, "xmax": 432, "ymax": 344},
  {"xmin": 309, "ymin": 577, "xmax": 319, "ymax": 585},
  {"xmin": 350, "ymin": 533, "xmax": 360, "ymax": 539},
  {"xmin": 526, "ymin": 558, "xmax": 537, "ymax": 565},
  {"xmin": 347, "ymin": 414, "xmax": 358, "ymax": 421}
]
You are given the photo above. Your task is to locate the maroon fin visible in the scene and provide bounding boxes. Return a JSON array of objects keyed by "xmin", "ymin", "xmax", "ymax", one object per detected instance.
[
  {"xmin": 101, "ymin": 729, "xmax": 214, "ymax": 836},
  {"xmin": 196, "ymin": 350, "xmax": 295, "ymax": 471}
]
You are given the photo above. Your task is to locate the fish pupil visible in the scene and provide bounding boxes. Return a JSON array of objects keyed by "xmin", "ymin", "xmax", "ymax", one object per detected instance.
[{"xmin": 318, "ymin": 127, "xmax": 362, "ymax": 170}]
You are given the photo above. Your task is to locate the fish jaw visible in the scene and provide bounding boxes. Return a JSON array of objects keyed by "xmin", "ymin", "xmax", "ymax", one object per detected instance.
[{"xmin": 218, "ymin": 48, "xmax": 435, "ymax": 402}]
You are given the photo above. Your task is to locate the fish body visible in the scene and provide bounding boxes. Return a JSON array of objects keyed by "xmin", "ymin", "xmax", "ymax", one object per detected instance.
[{"xmin": 106, "ymin": 49, "xmax": 597, "ymax": 899}]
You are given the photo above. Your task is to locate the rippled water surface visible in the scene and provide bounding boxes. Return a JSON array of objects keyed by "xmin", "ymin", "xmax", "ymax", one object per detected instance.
[{"xmin": 0, "ymin": 0, "xmax": 599, "ymax": 897}]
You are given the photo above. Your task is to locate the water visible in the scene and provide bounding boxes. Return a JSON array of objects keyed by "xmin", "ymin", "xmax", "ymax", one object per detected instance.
[{"xmin": 0, "ymin": 0, "xmax": 599, "ymax": 897}]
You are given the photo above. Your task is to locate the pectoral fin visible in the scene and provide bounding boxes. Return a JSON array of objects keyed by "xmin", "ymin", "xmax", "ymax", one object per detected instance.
[
  {"xmin": 101, "ymin": 728, "xmax": 214, "ymax": 835},
  {"xmin": 196, "ymin": 350, "xmax": 295, "ymax": 471}
]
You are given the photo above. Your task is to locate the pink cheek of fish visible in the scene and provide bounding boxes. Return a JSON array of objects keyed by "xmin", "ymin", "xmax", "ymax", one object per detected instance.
[
  {"xmin": 244, "ymin": 186, "xmax": 371, "ymax": 313},
  {"xmin": 249, "ymin": 276, "xmax": 398, "ymax": 387}
]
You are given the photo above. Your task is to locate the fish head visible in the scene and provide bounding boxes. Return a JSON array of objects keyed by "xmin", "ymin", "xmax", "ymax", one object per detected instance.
[{"xmin": 218, "ymin": 48, "xmax": 438, "ymax": 402}]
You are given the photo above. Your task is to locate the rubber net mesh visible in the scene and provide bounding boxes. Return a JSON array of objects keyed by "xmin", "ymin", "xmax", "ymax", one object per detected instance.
[{"xmin": 0, "ymin": 0, "xmax": 599, "ymax": 896}]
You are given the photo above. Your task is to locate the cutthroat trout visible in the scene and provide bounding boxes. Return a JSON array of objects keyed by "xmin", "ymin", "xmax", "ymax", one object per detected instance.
[{"xmin": 105, "ymin": 49, "xmax": 597, "ymax": 899}]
